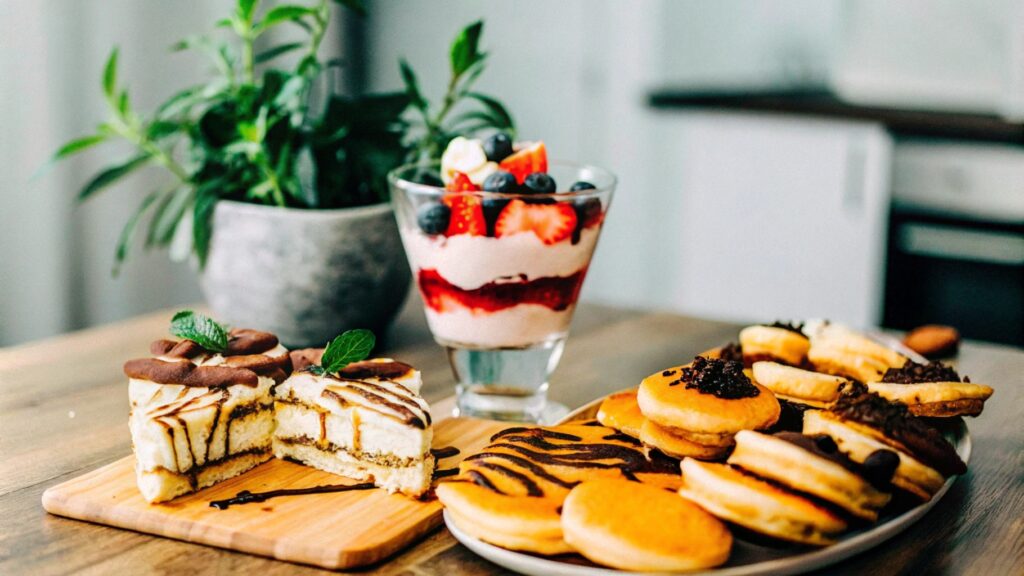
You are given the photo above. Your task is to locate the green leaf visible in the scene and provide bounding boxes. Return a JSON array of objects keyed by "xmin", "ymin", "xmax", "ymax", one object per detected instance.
[
  {"xmin": 192, "ymin": 181, "xmax": 221, "ymax": 266},
  {"xmin": 319, "ymin": 329, "xmax": 375, "ymax": 374},
  {"xmin": 118, "ymin": 89, "xmax": 131, "ymax": 118},
  {"xmin": 146, "ymin": 187, "xmax": 193, "ymax": 247},
  {"xmin": 113, "ymin": 190, "xmax": 161, "ymax": 275},
  {"xmin": 331, "ymin": 0, "xmax": 366, "ymax": 17},
  {"xmin": 156, "ymin": 85, "xmax": 205, "ymax": 119},
  {"xmin": 466, "ymin": 92, "xmax": 515, "ymax": 129},
  {"xmin": 449, "ymin": 20, "xmax": 484, "ymax": 77},
  {"xmin": 146, "ymin": 120, "xmax": 182, "ymax": 140},
  {"xmin": 399, "ymin": 59, "xmax": 427, "ymax": 112},
  {"xmin": 255, "ymin": 42, "xmax": 304, "ymax": 64},
  {"xmin": 256, "ymin": 5, "xmax": 315, "ymax": 33},
  {"xmin": 51, "ymin": 134, "xmax": 108, "ymax": 161},
  {"xmin": 169, "ymin": 310, "xmax": 230, "ymax": 352},
  {"xmin": 103, "ymin": 48, "xmax": 119, "ymax": 102},
  {"xmin": 77, "ymin": 153, "xmax": 152, "ymax": 201},
  {"xmin": 237, "ymin": 0, "xmax": 259, "ymax": 22}
]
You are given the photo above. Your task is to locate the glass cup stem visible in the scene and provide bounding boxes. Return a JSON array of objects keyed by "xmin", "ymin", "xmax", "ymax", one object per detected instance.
[{"xmin": 447, "ymin": 337, "xmax": 566, "ymax": 422}]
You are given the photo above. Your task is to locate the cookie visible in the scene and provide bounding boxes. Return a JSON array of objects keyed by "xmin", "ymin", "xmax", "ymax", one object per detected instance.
[
  {"xmin": 903, "ymin": 325, "xmax": 960, "ymax": 359},
  {"xmin": 739, "ymin": 324, "xmax": 810, "ymax": 366},
  {"xmin": 679, "ymin": 458, "xmax": 848, "ymax": 546},
  {"xmin": 638, "ymin": 357, "xmax": 780, "ymax": 434},
  {"xmin": 728, "ymin": 430, "xmax": 896, "ymax": 521},
  {"xmin": 561, "ymin": 478, "xmax": 732, "ymax": 571}
]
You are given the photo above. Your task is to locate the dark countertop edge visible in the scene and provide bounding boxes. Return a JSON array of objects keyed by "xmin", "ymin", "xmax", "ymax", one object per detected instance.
[{"xmin": 648, "ymin": 88, "xmax": 1024, "ymax": 146}]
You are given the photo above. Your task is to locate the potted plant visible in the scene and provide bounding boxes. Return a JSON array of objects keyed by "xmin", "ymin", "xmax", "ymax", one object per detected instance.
[{"xmin": 50, "ymin": 0, "xmax": 514, "ymax": 346}]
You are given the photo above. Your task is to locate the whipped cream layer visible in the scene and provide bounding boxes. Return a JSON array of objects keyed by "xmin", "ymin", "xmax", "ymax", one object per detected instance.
[
  {"xmin": 402, "ymin": 227, "xmax": 600, "ymax": 290},
  {"xmin": 426, "ymin": 304, "xmax": 575, "ymax": 348}
]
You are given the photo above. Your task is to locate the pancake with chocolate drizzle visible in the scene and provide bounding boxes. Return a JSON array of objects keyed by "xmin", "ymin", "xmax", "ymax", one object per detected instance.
[
  {"xmin": 830, "ymin": 391, "xmax": 966, "ymax": 476},
  {"xmin": 448, "ymin": 421, "xmax": 681, "ymax": 501}
]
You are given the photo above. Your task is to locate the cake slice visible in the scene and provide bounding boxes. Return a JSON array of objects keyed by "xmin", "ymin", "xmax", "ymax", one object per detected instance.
[
  {"xmin": 274, "ymin": 351, "xmax": 434, "ymax": 497},
  {"xmin": 125, "ymin": 320, "xmax": 289, "ymax": 503}
]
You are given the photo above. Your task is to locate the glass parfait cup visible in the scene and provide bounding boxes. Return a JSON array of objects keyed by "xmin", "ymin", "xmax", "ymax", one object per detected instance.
[{"xmin": 390, "ymin": 161, "xmax": 616, "ymax": 422}]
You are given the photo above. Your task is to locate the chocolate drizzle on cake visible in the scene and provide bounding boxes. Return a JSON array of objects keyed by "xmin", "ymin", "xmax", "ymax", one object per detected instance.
[
  {"xmin": 670, "ymin": 356, "xmax": 760, "ymax": 399},
  {"xmin": 881, "ymin": 360, "xmax": 964, "ymax": 384},
  {"xmin": 831, "ymin": 392, "xmax": 966, "ymax": 476}
]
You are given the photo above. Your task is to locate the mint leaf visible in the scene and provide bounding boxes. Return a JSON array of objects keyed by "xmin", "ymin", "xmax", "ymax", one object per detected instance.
[
  {"xmin": 169, "ymin": 310, "xmax": 229, "ymax": 352},
  {"xmin": 319, "ymin": 329, "xmax": 375, "ymax": 374}
]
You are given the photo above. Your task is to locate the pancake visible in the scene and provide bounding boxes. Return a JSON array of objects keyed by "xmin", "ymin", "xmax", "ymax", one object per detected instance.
[
  {"xmin": 596, "ymin": 389, "xmax": 644, "ymax": 439},
  {"xmin": 638, "ymin": 357, "xmax": 780, "ymax": 434},
  {"xmin": 739, "ymin": 324, "xmax": 810, "ymax": 366},
  {"xmin": 869, "ymin": 360, "xmax": 992, "ymax": 418},
  {"xmin": 807, "ymin": 324, "xmax": 907, "ymax": 382},
  {"xmin": 561, "ymin": 478, "xmax": 732, "ymax": 571},
  {"xmin": 751, "ymin": 361, "xmax": 853, "ymax": 405},
  {"xmin": 827, "ymin": 391, "xmax": 966, "ymax": 478},
  {"xmin": 437, "ymin": 482, "xmax": 570, "ymax": 555},
  {"xmin": 803, "ymin": 410, "xmax": 946, "ymax": 500},
  {"xmin": 679, "ymin": 458, "xmax": 848, "ymax": 546},
  {"xmin": 640, "ymin": 419, "xmax": 732, "ymax": 460},
  {"xmin": 437, "ymin": 422, "xmax": 682, "ymax": 555},
  {"xmin": 728, "ymin": 430, "xmax": 896, "ymax": 521}
]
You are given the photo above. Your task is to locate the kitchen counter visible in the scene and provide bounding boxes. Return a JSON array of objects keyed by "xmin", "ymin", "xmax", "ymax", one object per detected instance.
[{"xmin": 2, "ymin": 300, "xmax": 1022, "ymax": 575}]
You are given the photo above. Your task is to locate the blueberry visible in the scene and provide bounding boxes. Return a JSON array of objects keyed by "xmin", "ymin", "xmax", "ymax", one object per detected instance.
[
  {"xmin": 570, "ymin": 198, "xmax": 602, "ymax": 244},
  {"xmin": 523, "ymin": 172, "xmax": 557, "ymax": 194},
  {"xmin": 482, "ymin": 170, "xmax": 519, "ymax": 193},
  {"xmin": 483, "ymin": 133, "xmax": 514, "ymax": 162},
  {"xmin": 569, "ymin": 181, "xmax": 596, "ymax": 191},
  {"xmin": 416, "ymin": 202, "xmax": 450, "ymax": 235},
  {"xmin": 481, "ymin": 198, "xmax": 509, "ymax": 236}
]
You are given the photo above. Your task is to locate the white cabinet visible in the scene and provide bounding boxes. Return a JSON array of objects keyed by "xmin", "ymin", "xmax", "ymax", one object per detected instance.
[{"xmin": 649, "ymin": 113, "xmax": 893, "ymax": 326}]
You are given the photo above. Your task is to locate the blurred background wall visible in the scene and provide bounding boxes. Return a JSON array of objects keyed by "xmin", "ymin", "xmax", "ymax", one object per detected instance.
[{"xmin": 3, "ymin": 0, "xmax": 1023, "ymax": 346}]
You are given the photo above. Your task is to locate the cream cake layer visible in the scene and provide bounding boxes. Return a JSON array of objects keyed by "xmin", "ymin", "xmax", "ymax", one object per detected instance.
[{"xmin": 273, "ymin": 359, "xmax": 434, "ymax": 496}]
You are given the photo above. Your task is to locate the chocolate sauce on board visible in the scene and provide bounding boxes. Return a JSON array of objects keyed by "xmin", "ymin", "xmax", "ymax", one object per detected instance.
[
  {"xmin": 431, "ymin": 446, "xmax": 460, "ymax": 459},
  {"xmin": 209, "ymin": 482, "xmax": 376, "ymax": 510}
]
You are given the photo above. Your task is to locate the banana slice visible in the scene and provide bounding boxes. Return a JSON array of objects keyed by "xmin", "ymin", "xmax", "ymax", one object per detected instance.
[{"xmin": 441, "ymin": 137, "xmax": 488, "ymax": 184}]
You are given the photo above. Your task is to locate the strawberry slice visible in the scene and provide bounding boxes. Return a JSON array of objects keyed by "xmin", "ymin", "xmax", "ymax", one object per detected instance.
[
  {"xmin": 446, "ymin": 171, "xmax": 480, "ymax": 192},
  {"xmin": 443, "ymin": 194, "xmax": 486, "ymax": 236},
  {"xmin": 495, "ymin": 199, "xmax": 577, "ymax": 245},
  {"xmin": 499, "ymin": 141, "xmax": 548, "ymax": 184}
]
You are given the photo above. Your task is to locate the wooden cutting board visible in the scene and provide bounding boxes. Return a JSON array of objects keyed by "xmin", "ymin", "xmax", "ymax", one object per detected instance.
[{"xmin": 41, "ymin": 417, "xmax": 510, "ymax": 570}]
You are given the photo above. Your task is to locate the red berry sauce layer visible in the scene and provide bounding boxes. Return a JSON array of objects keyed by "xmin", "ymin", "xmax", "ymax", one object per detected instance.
[{"xmin": 418, "ymin": 268, "xmax": 588, "ymax": 313}]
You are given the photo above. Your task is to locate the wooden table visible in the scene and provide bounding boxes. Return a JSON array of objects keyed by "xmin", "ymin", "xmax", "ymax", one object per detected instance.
[{"xmin": 2, "ymin": 299, "xmax": 1023, "ymax": 575}]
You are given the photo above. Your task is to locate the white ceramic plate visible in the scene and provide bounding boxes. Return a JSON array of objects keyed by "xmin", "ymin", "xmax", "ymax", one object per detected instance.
[{"xmin": 444, "ymin": 416, "xmax": 970, "ymax": 576}]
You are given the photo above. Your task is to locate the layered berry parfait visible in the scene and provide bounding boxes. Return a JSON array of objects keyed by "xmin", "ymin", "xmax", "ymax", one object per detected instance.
[{"xmin": 390, "ymin": 134, "xmax": 615, "ymax": 421}]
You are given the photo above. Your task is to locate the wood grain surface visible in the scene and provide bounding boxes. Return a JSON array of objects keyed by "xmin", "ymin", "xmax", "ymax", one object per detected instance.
[
  {"xmin": 40, "ymin": 417, "xmax": 509, "ymax": 570},
  {"xmin": 2, "ymin": 295, "xmax": 1023, "ymax": 575}
]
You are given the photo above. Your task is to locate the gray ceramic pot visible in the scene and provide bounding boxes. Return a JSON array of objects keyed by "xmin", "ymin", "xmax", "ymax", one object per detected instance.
[{"xmin": 199, "ymin": 200, "xmax": 411, "ymax": 347}]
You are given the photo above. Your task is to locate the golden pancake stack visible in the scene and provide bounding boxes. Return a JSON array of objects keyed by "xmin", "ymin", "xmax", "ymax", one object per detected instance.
[{"xmin": 439, "ymin": 320, "xmax": 991, "ymax": 571}]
